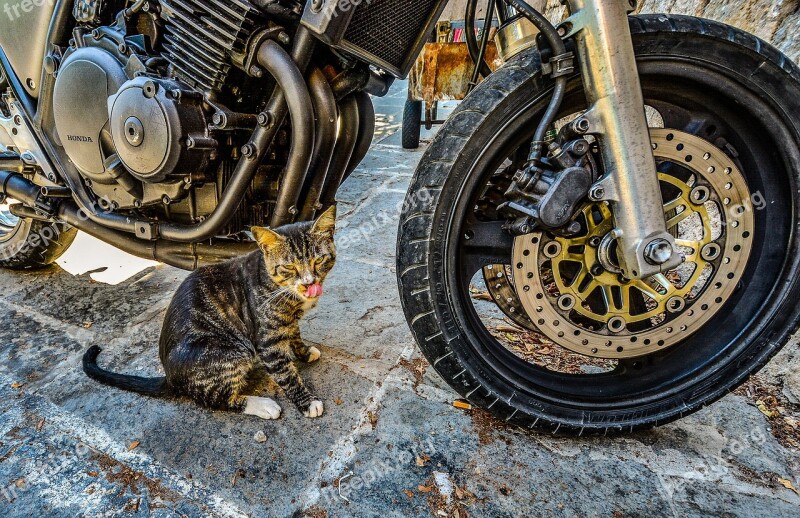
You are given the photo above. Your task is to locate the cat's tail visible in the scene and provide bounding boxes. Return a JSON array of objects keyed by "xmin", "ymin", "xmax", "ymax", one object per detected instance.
[{"xmin": 82, "ymin": 346, "xmax": 169, "ymax": 397}]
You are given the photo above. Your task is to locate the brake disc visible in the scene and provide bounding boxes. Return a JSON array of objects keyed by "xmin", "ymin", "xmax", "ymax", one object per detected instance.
[
  {"xmin": 483, "ymin": 264, "xmax": 535, "ymax": 330},
  {"xmin": 511, "ymin": 129, "xmax": 754, "ymax": 359}
]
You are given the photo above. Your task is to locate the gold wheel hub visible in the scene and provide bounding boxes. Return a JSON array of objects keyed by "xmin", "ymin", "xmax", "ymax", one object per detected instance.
[{"xmin": 512, "ymin": 129, "xmax": 755, "ymax": 359}]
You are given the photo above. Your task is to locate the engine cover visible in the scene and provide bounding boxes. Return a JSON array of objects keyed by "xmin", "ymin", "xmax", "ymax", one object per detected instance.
[
  {"xmin": 108, "ymin": 77, "xmax": 214, "ymax": 183},
  {"xmin": 53, "ymin": 47, "xmax": 127, "ymax": 183}
]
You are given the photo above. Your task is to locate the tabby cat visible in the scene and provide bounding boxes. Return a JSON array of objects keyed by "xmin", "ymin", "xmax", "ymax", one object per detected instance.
[{"xmin": 82, "ymin": 206, "xmax": 337, "ymax": 419}]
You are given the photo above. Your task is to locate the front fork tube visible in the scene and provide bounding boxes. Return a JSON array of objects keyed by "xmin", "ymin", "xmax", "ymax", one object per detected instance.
[{"xmin": 563, "ymin": 0, "xmax": 682, "ymax": 279}]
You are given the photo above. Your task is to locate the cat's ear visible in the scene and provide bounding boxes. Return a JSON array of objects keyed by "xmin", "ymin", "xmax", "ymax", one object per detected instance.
[
  {"xmin": 251, "ymin": 226, "xmax": 285, "ymax": 252},
  {"xmin": 311, "ymin": 205, "xmax": 337, "ymax": 238}
]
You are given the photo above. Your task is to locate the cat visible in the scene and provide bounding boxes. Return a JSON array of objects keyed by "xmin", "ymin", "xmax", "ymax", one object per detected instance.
[{"xmin": 82, "ymin": 206, "xmax": 337, "ymax": 420}]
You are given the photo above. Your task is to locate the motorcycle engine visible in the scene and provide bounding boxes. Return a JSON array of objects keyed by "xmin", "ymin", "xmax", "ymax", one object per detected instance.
[{"xmin": 51, "ymin": 0, "xmax": 289, "ymax": 224}]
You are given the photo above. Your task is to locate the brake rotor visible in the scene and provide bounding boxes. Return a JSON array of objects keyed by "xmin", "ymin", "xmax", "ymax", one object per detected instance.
[
  {"xmin": 511, "ymin": 128, "xmax": 754, "ymax": 359},
  {"xmin": 483, "ymin": 264, "xmax": 536, "ymax": 330}
]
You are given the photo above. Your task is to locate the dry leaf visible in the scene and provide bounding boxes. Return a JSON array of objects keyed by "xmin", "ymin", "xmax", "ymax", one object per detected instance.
[
  {"xmin": 10, "ymin": 382, "xmax": 22, "ymax": 389},
  {"xmin": 127, "ymin": 440, "xmax": 140, "ymax": 451},
  {"xmin": 403, "ymin": 489, "xmax": 414, "ymax": 498},
  {"xmin": 334, "ymin": 398, "xmax": 344, "ymax": 406},
  {"xmin": 471, "ymin": 292, "xmax": 493, "ymax": 301},
  {"xmin": 83, "ymin": 321, "xmax": 93, "ymax": 329},
  {"xmin": 453, "ymin": 400, "xmax": 472, "ymax": 410},
  {"xmin": 36, "ymin": 418, "xmax": 45, "ymax": 432},
  {"xmin": 87, "ymin": 471, "xmax": 98, "ymax": 477},
  {"xmin": 756, "ymin": 400, "xmax": 775, "ymax": 418},
  {"xmin": 418, "ymin": 484, "xmax": 433, "ymax": 493},
  {"xmin": 415, "ymin": 454, "xmax": 431, "ymax": 467},
  {"xmin": 496, "ymin": 324, "xmax": 523, "ymax": 333},
  {"xmin": 778, "ymin": 478, "xmax": 800, "ymax": 495}
]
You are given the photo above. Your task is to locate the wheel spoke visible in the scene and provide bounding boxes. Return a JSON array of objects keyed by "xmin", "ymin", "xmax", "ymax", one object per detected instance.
[{"xmin": 666, "ymin": 208, "xmax": 693, "ymax": 230}]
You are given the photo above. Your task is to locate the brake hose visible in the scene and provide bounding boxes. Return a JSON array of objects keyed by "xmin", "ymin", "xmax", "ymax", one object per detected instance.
[
  {"xmin": 465, "ymin": 0, "xmax": 494, "ymax": 78},
  {"xmin": 501, "ymin": 0, "xmax": 570, "ymax": 164}
]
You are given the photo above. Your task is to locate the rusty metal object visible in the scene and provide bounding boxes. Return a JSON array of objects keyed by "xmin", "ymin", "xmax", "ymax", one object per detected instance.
[{"xmin": 408, "ymin": 42, "xmax": 502, "ymax": 103}]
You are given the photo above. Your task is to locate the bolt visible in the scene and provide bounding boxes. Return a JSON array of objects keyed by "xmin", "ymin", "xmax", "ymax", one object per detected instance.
[
  {"xmin": 589, "ymin": 186, "xmax": 605, "ymax": 201},
  {"xmin": 288, "ymin": 206, "xmax": 298, "ymax": 215},
  {"xmin": 118, "ymin": 43, "xmax": 127, "ymax": 54},
  {"xmin": 573, "ymin": 140, "xmax": 589, "ymax": 155},
  {"xmin": 257, "ymin": 112, "xmax": 271, "ymax": 127},
  {"xmin": 162, "ymin": 195, "xmax": 171, "ymax": 205},
  {"xmin": 241, "ymin": 144, "xmax": 256, "ymax": 158},
  {"xmin": 134, "ymin": 200, "xmax": 142, "ymax": 208},
  {"xmin": 311, "ymin": 0, "xmax": 324, "ymax": 12},
  {"xmin": 644, "ymin": 238, "xmax": 673, "ymax": 265},
  {"xmin": 588, "ymin": 236, "xmax": 601, "ymax": 247},
  {"xmin": 565, "ymin": 221, "xmax": 582, "ymax": 235},
  {"xmin": 143, "ymin": 80, "xmax": 157, "ymax": 98},
  {"xmin": 92, "ymin": 29, "xmax": 101, "ymax": 39},
  {"xmin": 249, "ymin": 65, "xmax": 264, "ymax": 78},
  {"xmin": 277, "ymin": 32, "xmax": 291, "ymax": 45},
  {"xmin": 590, "ymin": 264, "xmax": 604, "ymax": 276},
  {"xmin": 21, "ymin": 151, "xmax": 34, "ymax": 163},
  {"xmin": 212, "ymin": 112, "xmax": 225, "ymax": 127},
  {"xmin": 574, "ymin": 117, "xmax": 590, "ymax": 134},
  {"xmin": 13, "ymin": 115, "xmax": 22, "ymax": 126}
]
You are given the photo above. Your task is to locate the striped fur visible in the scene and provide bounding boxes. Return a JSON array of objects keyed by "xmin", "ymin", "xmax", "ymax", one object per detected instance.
[{"xmin": 83, "ymin": 207, "xmax": 337, "ymax": 418}]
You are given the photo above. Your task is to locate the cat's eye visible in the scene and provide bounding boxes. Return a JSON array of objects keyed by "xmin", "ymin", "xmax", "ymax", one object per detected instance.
[{"xmin": 277, "ymin": 264, "xmax": 297, "ymax": 275}]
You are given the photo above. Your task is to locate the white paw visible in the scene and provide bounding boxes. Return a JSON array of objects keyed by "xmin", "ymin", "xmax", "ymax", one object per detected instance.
[
  {"xmin": 304, "ymin": 400, "xmax": 324, "ymax": 418},
  {"xmin": 307, "ymin": 346, "xmax": 321, "ymax": 363},
  {"xmin": 244, "ymin": 396, "xmax": 282, "ymax": 420}
]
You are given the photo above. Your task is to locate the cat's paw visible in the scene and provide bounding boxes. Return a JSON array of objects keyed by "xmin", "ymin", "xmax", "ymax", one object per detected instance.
[
  {"xmin": 244, "ymin": 396, "xmax": 282, "ymax": 420},
  {"xmin": 306, "ymin": 346, "xmax": 321, "ymax": 363},
  {"xmin": 303, "ymin": 400, "xmax": 324, "ymax": 418}
]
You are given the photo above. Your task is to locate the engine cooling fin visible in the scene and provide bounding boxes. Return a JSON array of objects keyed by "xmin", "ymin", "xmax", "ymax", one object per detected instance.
[{"xmin": 159, "ymin": 0, "xmax": 263, "ymax": 92}]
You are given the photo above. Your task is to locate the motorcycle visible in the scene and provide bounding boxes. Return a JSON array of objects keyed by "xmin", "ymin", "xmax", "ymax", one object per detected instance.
[{"xmin": 0, "ymin": 0, "xmax": 798, "ymax": 434}]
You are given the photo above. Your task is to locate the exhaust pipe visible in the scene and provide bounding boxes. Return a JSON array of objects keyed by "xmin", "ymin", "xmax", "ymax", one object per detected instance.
[{"xmin": 0, "ymin": 170, "xmax": 256, "ymax": 270}]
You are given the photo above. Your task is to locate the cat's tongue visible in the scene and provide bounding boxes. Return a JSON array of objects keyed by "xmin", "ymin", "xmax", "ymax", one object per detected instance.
[{"xmin": 306, "ymin": 283, "xmax": 323, "ymax": 298}]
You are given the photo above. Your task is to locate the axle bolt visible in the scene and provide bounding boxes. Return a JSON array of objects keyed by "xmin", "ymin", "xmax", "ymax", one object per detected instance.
[{"xmin": 644, "ymin": 238, "xmax": 673, "ymax": 265}]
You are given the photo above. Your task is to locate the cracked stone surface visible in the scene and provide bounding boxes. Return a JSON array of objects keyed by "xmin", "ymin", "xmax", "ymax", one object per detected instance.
[{"xmin": 0, "ymin": 80, "xmax": 797, "ymax": 517}]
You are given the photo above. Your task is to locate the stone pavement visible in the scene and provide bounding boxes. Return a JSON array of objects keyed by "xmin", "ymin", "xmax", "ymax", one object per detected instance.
[{"xmin": 0, "ymin": 81, "xmax": 797, "ymax": 517}]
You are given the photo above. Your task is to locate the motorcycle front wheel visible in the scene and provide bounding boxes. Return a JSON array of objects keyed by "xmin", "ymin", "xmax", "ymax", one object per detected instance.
[{"xmin": 397, "ymin": 15, "xmax": 800, "ymax": 434}]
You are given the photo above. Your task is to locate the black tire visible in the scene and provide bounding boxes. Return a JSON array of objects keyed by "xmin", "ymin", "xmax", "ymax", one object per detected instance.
[
  {"xmin": 0, "ymin": 217, "xmax": 77, "ymax": 270},
  {"xmin": 402, "ymin": 99, "xmax": 422, "ymax": 149},
  {"xmin": 397, "ymin": 15, "xmax": 800, "ymax": 435}
]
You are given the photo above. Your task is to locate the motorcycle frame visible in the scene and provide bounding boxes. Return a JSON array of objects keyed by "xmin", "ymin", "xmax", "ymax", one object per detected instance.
[{"xmin": 0, "ymin": 0, "xmax": 680, "ymax": 277}]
